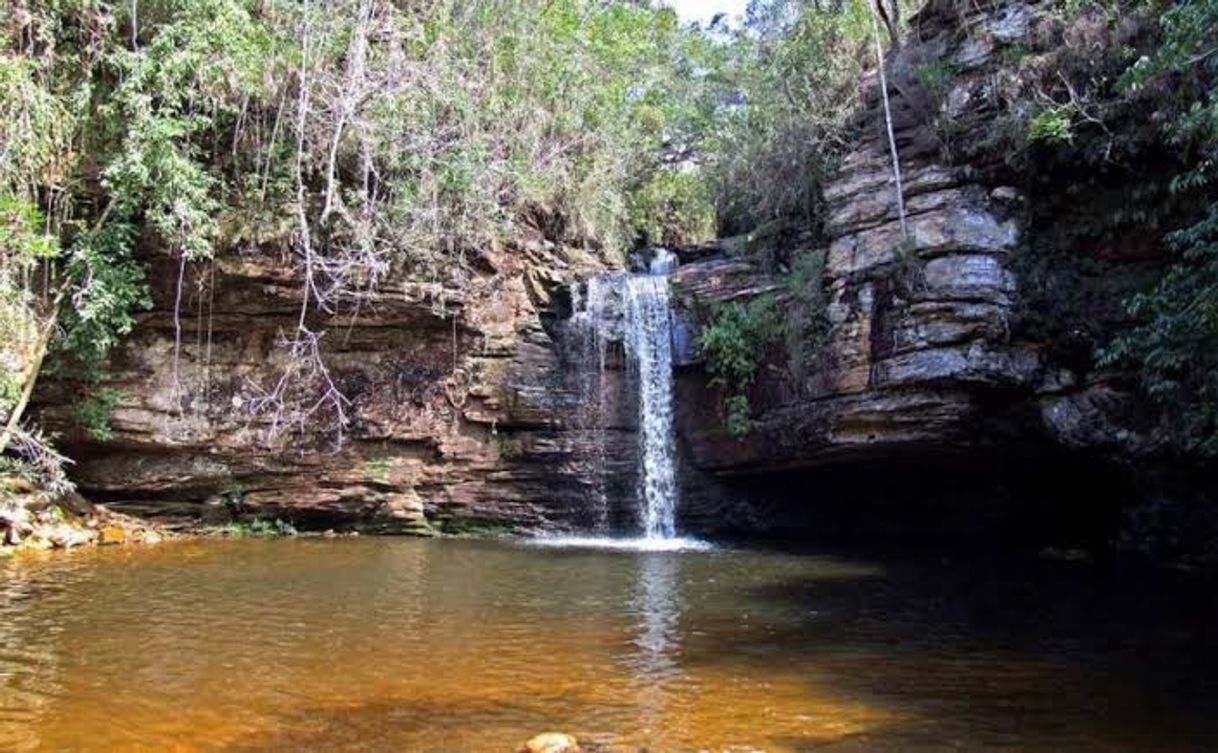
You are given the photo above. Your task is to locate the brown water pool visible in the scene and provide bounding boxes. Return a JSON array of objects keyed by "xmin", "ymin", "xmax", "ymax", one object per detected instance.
[{"xmin": 0, "ymin": 537, "xmax": 1215, "ymax": 751}]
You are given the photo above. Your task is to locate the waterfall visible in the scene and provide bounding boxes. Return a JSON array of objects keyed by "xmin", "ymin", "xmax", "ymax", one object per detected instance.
[
  {"xmin": 624, "ymin": 251, "xmax": 679, "ymax": 540},
  {"xmin": 563, "ymin": 248, "xmax": 685, "ymax": 542},
  {"xmin": 567, "ymin": 276, "xmax": 613, "ymax": 530}
]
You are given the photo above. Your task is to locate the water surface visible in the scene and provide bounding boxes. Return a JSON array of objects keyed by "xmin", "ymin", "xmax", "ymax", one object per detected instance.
[{"xmin": 0, "ymin": 538, "xmax": 1215, "ymax": 751}]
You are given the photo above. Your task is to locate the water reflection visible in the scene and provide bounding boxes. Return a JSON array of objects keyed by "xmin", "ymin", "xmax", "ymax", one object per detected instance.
[
  {"xmin": 629, "ymin": 553, "xmax": 682, "ymax": 681},
  {"xmin": 1, "ymin": 540, "xmax": 1216, "ymax": 751},
  {"xmin": 0, "ymin": 555, "xmax": 75, "ymax": 753},
  {"xmin": 626, "ymin": 553, "xmax": 683, "ymax": 738}
]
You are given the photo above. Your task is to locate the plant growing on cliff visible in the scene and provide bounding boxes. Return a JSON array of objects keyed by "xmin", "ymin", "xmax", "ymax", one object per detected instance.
[
  {"xmin": 0, "ymin": 30, "xmax": 75, "ymax": 455},
  {"xmin": 710, "ymin": 0, "xmax": 873, "ymax": 238},
  {"xmin": 698, "ymin": 297, "xmax": 780, "ymax": 436},
  {"xmin": 0, "ymin": 0, "xmax": 918, "ymax": 469},
  {"xmin": 0, "ymin": 2, "xmax": 271, "ymax": 453},
  {"xmin": 72, "ymin": 389, "xmax": 124, "ymax": 443},
  {"xmin": 0, "ymin": 199, "xmax": 57, "ymax": 414},
  {"xmin": 216, "ymin": 517, "xmax": 299, "ymax": 538},
  {"xmin": 1103, "ymin": 205, "xmax": 1218, "ymax": 451},
  {"xmin": 913, "ymin": 61, "xmax": 955, "ymax": 102},
  {"xmin": 1027, "ymin": 105, "xmax": 1076, "ymax": 146},
  {"xmin": 783, "ymin": 249, "xmax": 830, "ymax": 381},
  {"xmin": 0, "ymin": 0, "xmax": 737, "ymax": 452},
  {"xmin": 1100, "ymin": 0, "xmax": 1218, "ymax": 452}
]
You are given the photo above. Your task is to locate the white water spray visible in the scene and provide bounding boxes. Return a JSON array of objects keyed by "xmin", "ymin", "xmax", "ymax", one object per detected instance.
[
  {"xmin": 556, "ymin": 248, "xmax": 699, "ymax": 549},
  {"xmin": 625, "ymin": 250, "xmax": 680, "ymax": 540}
]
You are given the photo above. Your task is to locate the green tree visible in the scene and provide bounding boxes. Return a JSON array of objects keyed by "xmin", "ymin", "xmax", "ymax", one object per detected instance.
[{"xmin": 1101, "ymin": 0, "xmax": 1218, "ymax": 451}]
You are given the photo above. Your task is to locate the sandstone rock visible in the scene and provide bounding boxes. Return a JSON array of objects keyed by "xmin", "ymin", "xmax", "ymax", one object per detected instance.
[
  {"xmin": 97, "ymin": 527, "xmax": 127, "ymax": 546},
  {"xmin": 987, "ymin": 3, "xmax": 1032, "ymax": 43},
  {"xmin": 23, "ymin": 534, "xmax": 54, "ymax": 551},
  {"xmin": 0, "ymin": 505, "xmax": 32, "ymax": 532},
  {"xmin": 29, "ymin": 0, "xmax": 1165, "ymax": 543},
  {"xmin": 920, "ymin": 254, "xmax": 1014, "ymax": 302},
  {"xmin": 1039, "ymin": 384, "xmax": 1145, "ymax": 450},
  {"xmin": 34, "ymin": 236, "xmax": 621, "ymax": 534},
  {"xmin": 45, "ymin": 524, "xmax": 95, "ymax": 549},
  {"xmin": 520, "ymin": 732, "xmax": 581, "ymax": 753},
  {"xmin": 669, "ymin": 0, "xmax": 1150, "ymax": 520}
]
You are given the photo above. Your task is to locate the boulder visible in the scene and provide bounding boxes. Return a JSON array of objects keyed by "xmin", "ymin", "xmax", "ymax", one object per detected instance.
[
  {"xmin": 45, "ymin": 524, "xmax": 95, "ymax": 549},
  {"xmin": 520, "ymin": 732, "xmax": 581, "ymax": 753}
]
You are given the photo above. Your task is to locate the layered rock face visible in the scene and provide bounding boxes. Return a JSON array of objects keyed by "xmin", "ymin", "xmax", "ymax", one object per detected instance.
[
  {"xmin": 30, "ymin": 0, "xmax": 1200, "ymax": 546},
  {"xmin": 35, "ymin": 239, "xmax": 624, "ymax": 533},
  {"xmin": 671, "ymin": 0, "xmax": 1169, "ymax": 539}
]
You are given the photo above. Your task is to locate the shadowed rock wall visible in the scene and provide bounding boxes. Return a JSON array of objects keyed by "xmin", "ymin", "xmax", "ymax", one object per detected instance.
[{"xmin": 669, "ymin": 0, "xmax": 1210, "ymax": 548}]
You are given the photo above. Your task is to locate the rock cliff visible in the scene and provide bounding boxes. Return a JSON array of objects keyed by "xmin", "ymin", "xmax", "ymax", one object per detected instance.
[
  {"xmin": 34, "ymin": 236, "xmax": 622, "ymax": 534},
  {"xmin": 669, "ymin": 0, "xmax": 1210, "ymax": 545},
  {"xmin": 31, "ymin": 0, "xmax": 1213, "ymax": 549}
]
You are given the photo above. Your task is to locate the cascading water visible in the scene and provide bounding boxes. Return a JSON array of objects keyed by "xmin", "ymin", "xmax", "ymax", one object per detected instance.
[
  {"xmin": 567, "ymin": 276, "xmax": 613, "ymax": 530},
  {"xmin": 549, "ymin": 248, "xmax": 708, "ymax": 550},
  {"xmin": 624, "ymin": 251, "xmax": 679, "ymax": 540}
]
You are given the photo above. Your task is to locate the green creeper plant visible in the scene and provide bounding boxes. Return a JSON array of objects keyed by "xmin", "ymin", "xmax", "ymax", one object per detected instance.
[{"xmin": 698, "ymin": 297, "xmax": 781, "ymax": 436}]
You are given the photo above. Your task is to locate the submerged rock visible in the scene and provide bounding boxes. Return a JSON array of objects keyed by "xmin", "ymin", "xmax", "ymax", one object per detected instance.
[{"xmin": 520, "ymin": 732, "xmax": 581, "ymax": 753}]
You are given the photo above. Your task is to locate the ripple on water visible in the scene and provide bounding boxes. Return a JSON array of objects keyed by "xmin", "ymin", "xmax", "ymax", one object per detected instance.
[
  {"xmin": 0, "ymin": 537, "xmax": 1216, "ymax": 752},
  {"xmin": 525, "ymin": 535, "xmax": 715, "ymax": 552}
]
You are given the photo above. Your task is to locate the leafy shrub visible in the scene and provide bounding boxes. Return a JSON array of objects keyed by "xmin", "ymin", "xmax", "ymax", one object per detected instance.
[
  {"xmin": 0, "ymin": 197, "xmax": 59, "ymax": 263},
  {"xmin": 1027, "ymin": 106, "xmax": 1075, "ymax": 146},
  {"xmin": 696, "ymin": 244, "xmax": 831, "ymax": 435},
  {"xmin": 1102, "ymin": 207, "xmax": 1218, "ymax": 452},
  {"xmin": 709, "ymin": 0, "xmax": 872, "ymax": 237},
  {"xmin": 72, "ymin": 388, "xmax": 124, "ymax": 442},
  {"xmin": 698, "ymin": 297, "xmax": 781, "ymax": 436},
  {"xmin": 628, "ymin": 168, "xmax": 717, "ymax": 248},
  {"xmin": 1099, "ymin": 0, "xmax": 1218, "ymax": 452},
  {"xmin": 54, "ymin": 219, "xmax": 152, "ymax": 380}
]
